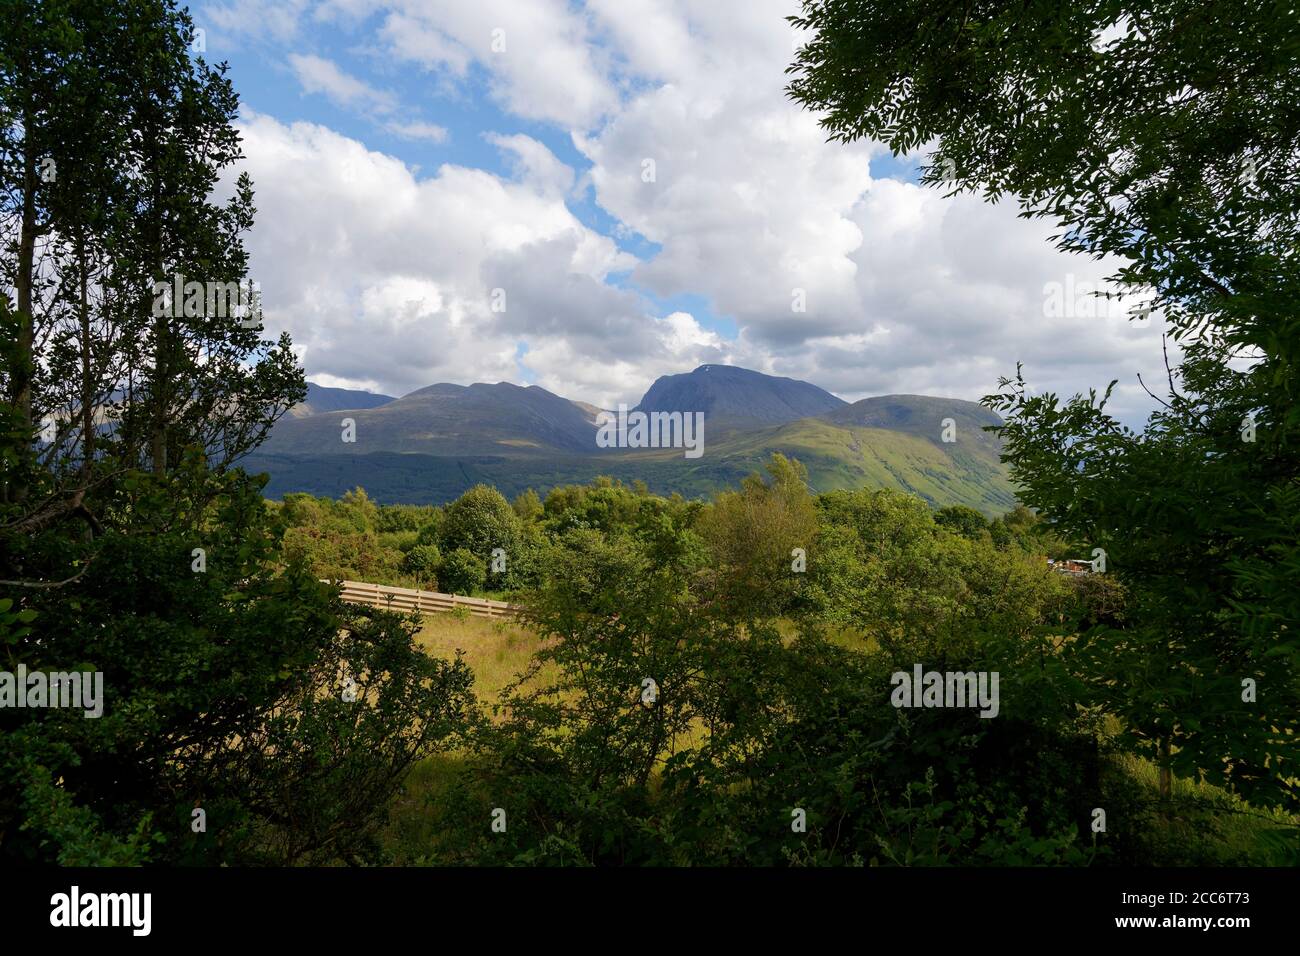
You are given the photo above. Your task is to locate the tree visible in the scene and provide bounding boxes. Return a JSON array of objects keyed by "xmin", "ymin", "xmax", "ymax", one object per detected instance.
[
  {"xmin": 1, "ymin": 456, "xmax": 474, "ymax": 865},
  {"xmin": 439, "ymin": 548, "xmax": 487, "ymax": 596},
  {"xmin": 934, "ymin": 505, "xmax": 989, "ymax": 541},
  {"xmin": 511, "ymin": 488, "xmax": 543, "ymax": 523},
  {"xmin": 788, "ymin": 0, "xmax": 1299, "ymax": 809},
  {"xmin": 697, "ymin": 453, "xmax": 818, "ymax": 619},
  {"xmin": 440, "ymin": 484, "xmax": 520, "ymax": 564},
  {"xmin": 1, "ymin": 0, "xmax": 302, "ymax": 550},
  {"xmin": 403, "ymin": 543, "xmax": 442, "ymax": 587},
  {"xmin": 808, "ymin": 487, "xmax": 1063, "ymax": 660},
  {"xmin": 0, "ymin": 1, "xmax": 467, "ymax": 865},
  {"xmin": 432, "ymin": 486, "xmax": 1098, "ymax": 866}
]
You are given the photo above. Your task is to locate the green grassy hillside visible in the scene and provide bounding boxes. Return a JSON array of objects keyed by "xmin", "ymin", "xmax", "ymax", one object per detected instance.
[
  {"xmin": 247, "ymin": 413, "xmax": 1014, "ymax": 513},
  {"xmin": 703, "ymin": 417, "xmax": 1015, "ymax": 512}
]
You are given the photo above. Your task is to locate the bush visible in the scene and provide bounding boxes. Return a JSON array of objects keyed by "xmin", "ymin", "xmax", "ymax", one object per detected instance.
[
  {"xmin": 403, "ymin": 544, "xmax": 442, "ymax": 586},
  {"xmin": 1, "ymin": 461, "xmax": 474, "ymax": 866},
  {"xmin": 441, "ymin": 485, "xmax": 520, "ymax": 558},
  {"xmin": 440, "ymin": 548, "xmax": 487, "ymax": 595}
]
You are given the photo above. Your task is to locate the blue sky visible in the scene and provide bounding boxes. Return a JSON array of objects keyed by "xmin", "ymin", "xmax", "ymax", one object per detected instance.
[
  {"xmin": 195, "ymin": 0, "xmax": 1168, "ymax": 420},
  {"xmin": 208, "ymin": 8, "xmax": 924, "ymax": 349},
  {"xmin": 207, "ymin": 11, "xmax": 744, "ymax": 348}
]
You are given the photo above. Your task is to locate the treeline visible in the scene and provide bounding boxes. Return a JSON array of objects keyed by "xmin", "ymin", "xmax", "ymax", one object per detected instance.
[{"xmin": 273, "ymin": 474, "xmax": 1071, "ymax": 599}]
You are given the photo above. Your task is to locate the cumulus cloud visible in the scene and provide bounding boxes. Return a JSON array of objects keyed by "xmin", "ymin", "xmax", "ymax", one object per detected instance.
[
  {"xmin": 224, "ymin": 0, "xmax": 1175, "ymax": 424},
  {"xmin": 288, "ymin": 53, "xmax": 397, "ymax": 114},
  {"xmin": 384, "ymin": 120, "xmax": 449, "ymax": 143},
  {"xmin": 376, "ymin": 0, "xmax": 616, "ymax": 127},
  {"xmin": 231, "ymin": 113, "xmax": 725, "ymax": 406},
  {"xmin": 486, "ymin": 133, "xmax": 576, "ymax": 197}
]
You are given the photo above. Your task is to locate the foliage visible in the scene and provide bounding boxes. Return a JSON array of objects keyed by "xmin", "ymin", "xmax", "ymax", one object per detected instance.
[
  {"xmin": 425, "ymin": 469, "xmax": 1114, "ymax": 865},
  {"xmin": 403, "ymin": 543, "xmax": 442, "ymax": 586},
  {"xmin": 511, "ymin": 488, "xmax": 543, "ymax": 523},
  {"xmin": 0, "ymin": 0, "xmax": 471, "ymax": 866},
  {"xmin": 789, "ymin": 0, "xmax": 1300, "ymax": 812},
  {"xmin": 440, "ymin": 484, "xmax": 520, "ymax": 560},
  {"xmin": 439, "ymin": 548, "xmax": 487, "ymax": 597},
  {"xmin": 934, "ymin": 505, "xmax": 989, "ymax": 541},
  {"xmin": 1, "ymin": 457, "xmax": 474, "ymax": 865},
  {"xmin": 696, "ymin": 452, "xmax": 818, "ymax": 620}
]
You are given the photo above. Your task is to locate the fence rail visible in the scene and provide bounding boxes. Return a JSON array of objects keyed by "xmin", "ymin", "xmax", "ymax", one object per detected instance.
[{"xmin": 323, "ymin": 579, "xmax": 522, "ymax": 619}]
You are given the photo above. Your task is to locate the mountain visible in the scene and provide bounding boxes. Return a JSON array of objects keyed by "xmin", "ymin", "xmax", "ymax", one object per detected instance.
[
  {"xmin": 288, "ymin": 382, "xmax": 396, "ymax": 418},
  {"xmin": 248, "ymin": 367, "xmax": 1016, "ymax": 514},
  {"xmin": 636, "ymin": 364, "xmax": 846, "ymax": 427},
  {"xmin": 264, "ymin": 381, "xmax": 597, "ymax": 456},
  {"xmin": 569, "ymin": 400, "xmax": 609, "ymax": 425},
  {"xmin": 826, "ymin": 393, "xmax": 1000, "ymax": 436}
]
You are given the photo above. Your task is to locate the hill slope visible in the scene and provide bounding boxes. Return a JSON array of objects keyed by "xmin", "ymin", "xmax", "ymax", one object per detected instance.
[
  {"xmin": 707, "ymin": 413, "xmax": 1014, "ymax": 512},
  {"xmin": 824, "ymin": 394, "xmax": 1003, "ymax": 457},
  {"xmin": 288, "ymin": 382, "xmax": 396, "ymax": 418}
]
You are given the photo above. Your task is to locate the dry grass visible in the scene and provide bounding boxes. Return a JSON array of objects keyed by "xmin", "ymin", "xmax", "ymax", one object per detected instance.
[{"xmin": 413, "ymin": 610, "xmax": 546, "ymax": 704}]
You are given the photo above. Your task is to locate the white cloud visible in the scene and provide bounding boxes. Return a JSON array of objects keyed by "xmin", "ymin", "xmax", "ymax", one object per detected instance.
[
  {"xmin": 230, "ymin": 113, "xmax": 724, "ymax": 406},
  {"xmin": 486, "ymin": 133, "xmax": 575, "ymax": 197},
  {"xmin": 288, "ymin": 52, "xmax": 397, "ymax": 114},
  {"xmin": 571, "ymin": 0, "xmax": 1170, "ymax": 421},
  {"xmin": 385, "ymin": 120, "xmax": 449, "ymax": 143},
  {"xmin": 227, "ymin": 0, "xmax": 1177, "ymax": 424},
  {"xmin": 376, "ymin": 0, "xmax": 616, "ymax": 127},
  {"xmin": 202, "ymin": 0, "xmax": 379, "ymax": 43},
  {"xmin": 202, "ymin": 0, "xmax": 312, "ymax": 43}
]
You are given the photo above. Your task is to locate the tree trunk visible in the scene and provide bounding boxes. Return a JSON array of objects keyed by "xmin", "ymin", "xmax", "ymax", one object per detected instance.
[
  {"xmin": 77, "ymin": 235, "xmax": 95, "ymax": 480},
  {"xmin": 12, "ymin": 111, "xmax": 38, "ymax": 502},
  {"xmin": 148, "ymin": 161, "xmax": 168, "ymax": 476},
  {"xmin": 150, "ymin": 304, "xmax": 168, "ymax": 475}
]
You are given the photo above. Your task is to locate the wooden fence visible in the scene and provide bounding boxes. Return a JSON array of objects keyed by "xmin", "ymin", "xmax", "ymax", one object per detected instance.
[{"xmin": 324, "ymin": 579, "xmax": 521, "ymax": 620}]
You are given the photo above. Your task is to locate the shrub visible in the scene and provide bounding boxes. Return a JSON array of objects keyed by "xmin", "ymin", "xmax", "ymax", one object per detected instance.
[
  {"xmin": 440, "ymin": 548, "xmax": 487, "ymax": 595},
  {"xmin": 404, "ymin": 544, "xmax": 442, "ymax": 586}
]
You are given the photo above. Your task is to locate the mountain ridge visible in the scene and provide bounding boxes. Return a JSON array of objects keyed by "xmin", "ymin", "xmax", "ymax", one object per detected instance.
[
  {"xmin": 288, "ymin": 381, "xmax": 396, "ymax": 418},
  {"xmin": 254, "ymin": 365, "xmax": 1015, "ymax": 513}
]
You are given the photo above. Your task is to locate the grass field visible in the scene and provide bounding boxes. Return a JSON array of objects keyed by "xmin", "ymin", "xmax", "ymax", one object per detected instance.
[
  {"xmin": 413, "ymin": 610, "xmax": 544, "ymax": 704},
  {"xmin": 1098, "ymin": 752, "xmax": 1300, "ymax": 865},
  {"xmin": 383, "ymin": 613, "xmax": 544, "ymax": 863}
]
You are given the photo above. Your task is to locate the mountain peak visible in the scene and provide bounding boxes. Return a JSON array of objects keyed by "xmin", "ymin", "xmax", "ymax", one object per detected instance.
[{"xmin": 636, "ymin": 365, "xmax": 846, "ymax": 426}]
